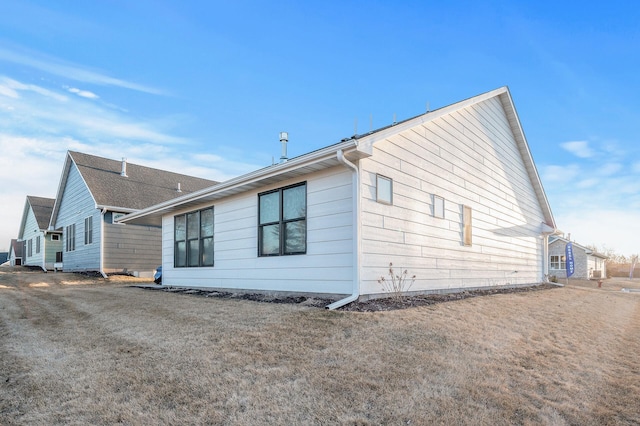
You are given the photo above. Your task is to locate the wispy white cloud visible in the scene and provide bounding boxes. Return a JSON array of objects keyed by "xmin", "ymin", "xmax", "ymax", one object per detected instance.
[
  {"xmin": 560, "ymin": 140, "xmax": 594, "ymax": 158},
  {"xmin": 67, "ymin": 87, "xmax": 99, "ymax": 99},
  {"xmin": 540, "ymin": 164, "xmax": 581, "ymax": 183},
  {"xmin": 0, "ymin": 46, "xmax": 165, "ymax": 95},
  {"xmin": 0, "ymin": 76, "xmax": 68, "ymax": 101}
]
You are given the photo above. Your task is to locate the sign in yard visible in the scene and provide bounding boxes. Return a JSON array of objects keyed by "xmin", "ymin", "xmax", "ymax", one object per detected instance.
[{"xmin": 565, "ymin": 242, "xmax": 575, "ymax": 278}]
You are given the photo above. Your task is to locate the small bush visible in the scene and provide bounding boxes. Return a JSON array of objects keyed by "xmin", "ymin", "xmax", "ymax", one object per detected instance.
[{"xmin": 378, "ymin": 263, "xmax": 416, "ymax": 299}]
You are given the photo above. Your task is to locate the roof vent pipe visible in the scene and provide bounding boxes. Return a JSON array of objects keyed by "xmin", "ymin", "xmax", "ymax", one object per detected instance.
[
  {"xmin": 177, "ymin": 182, "xmax": 182, "ymax": 193},
  {"xmin": 121, "ymin": 158, "xmax": 128, "ymax": 177},
  {"xmin": 279, "ymin": 132, "xmax": 288, "ymax": 163}
]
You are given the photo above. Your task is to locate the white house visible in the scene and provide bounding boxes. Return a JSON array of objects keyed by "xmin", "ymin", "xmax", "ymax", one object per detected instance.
[
  {"xmin": 548, "ymin": 236, "xmax": 607, "ymax": 279},
  {"xmin": 7, "ymin": 239, "xmax": 23, "ymax": 266},
  {"xmin": 17, "ymin": 196, "xmax": 62, "ymax": 271},
  {"xmin": 50, "ymin": 151, "xmax": 217, "ymax": 277},
  {"xmin": 121, "ymin": 87, "xmax": 557, "ymax": 308}
]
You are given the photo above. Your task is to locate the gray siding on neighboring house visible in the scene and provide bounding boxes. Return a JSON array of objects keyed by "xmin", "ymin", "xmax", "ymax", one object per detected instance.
[
  {"xmin": 359, "ymin": 96, "xmax": 546, "ymax": 294},
  {"xmin": 548, "ymin": 239, "xmax": 602, "ymax": 279},
  {"xmin": 55, "ymin": 164, "xmax": 102, "ymax": 271},
  {"xmin": 103, "ymin": 223, "xmax": 162, "ymax": 272},
  {"xmin": 44, "ymin": 233, "xmax": 63, "ymax": 268}
]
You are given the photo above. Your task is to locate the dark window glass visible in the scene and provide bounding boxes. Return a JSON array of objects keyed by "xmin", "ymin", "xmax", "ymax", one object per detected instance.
[
  {"xmin": 258, "ymin": 183, "xmax": 306, "ymax": 256},
  {"xmin": 174, "ymin": 207, "xmax": 214, "ymax": 267}
]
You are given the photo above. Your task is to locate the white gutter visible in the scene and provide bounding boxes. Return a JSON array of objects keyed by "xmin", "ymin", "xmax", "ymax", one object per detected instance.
[
  {"xmin": 99, "ymin": 208, "xmax": 108, "ymax": 278},
  {"xmin": 541, "ymin": 223, "xmax": 562, "ymax": 282},
  {"xmin": 326, "ymin": 149, "xmax": 361, "ymax": 310}
]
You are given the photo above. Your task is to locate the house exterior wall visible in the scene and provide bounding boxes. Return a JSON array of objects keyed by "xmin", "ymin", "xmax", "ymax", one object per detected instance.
[
  {"xmin": 20, "ymin": 206, "xmax": 45, "ymax": 268},
  {"xmin": 160, "ymin": 166, "xmax": 354, "ymax": 295},
  {"xmin": 103, "ymin": 222, "xmax": 162, "ymax": 273},
  {"xmin": 548, "ymin": 240, "xmax": 590, "ymax": 279},
  {"xmin": 44, "ymin": 233, "xmax": 63, "ymax": 269},
  {"xmin": 359, "ymin": 96, "xmax": 547, "ymax": 295},
  {"xmin": 54, "ymin": 164, "xmax": 102, "ymax": 272}
]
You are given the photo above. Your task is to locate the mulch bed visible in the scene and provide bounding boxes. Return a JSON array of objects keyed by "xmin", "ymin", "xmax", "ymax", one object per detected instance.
[{"xmin": 136, "ymin": 283, "xmax": 559, "ymax": 312}]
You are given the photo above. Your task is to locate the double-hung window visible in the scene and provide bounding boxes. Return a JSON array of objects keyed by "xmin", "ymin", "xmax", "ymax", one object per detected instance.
[
  {"xmin": 258, "ymin": 183, "xmax": 306, "ymax": 256},
  {"xmin": 550, "ymin": 255, "xmax": 566, "ymax": 270},
  {"xmin": 28, "ymin": 239, "xmax": 33, "ymax": 257},
  {"xmin": 36, "ymin": 236, "xmax": 41, "ymax": 254},
  {"xmin": 66, "ymin": 224, "xmax": 76, "ymax": 252},
  {"xmin": 84, "ymin": 216, "xmax": 93, "ymax": 245},
  {"xmin": 174, "ymin": 207, "xmax": 214, "ymax": 267}
]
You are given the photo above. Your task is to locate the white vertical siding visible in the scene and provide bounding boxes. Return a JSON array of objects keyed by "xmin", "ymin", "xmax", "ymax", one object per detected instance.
[
  {"xmin": 54, "ymin": 164, "xmax": 102, "ymax": 271},
  {"xmin": 360, "ymin": 96, "xmax": 546, "ymax": 295},
  {"xmin": 161, "ymin": 166, "xmax": 354, "ymax": 295}
]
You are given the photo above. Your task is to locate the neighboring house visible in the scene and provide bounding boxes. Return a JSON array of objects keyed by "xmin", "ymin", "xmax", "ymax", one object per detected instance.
[
  {"xmin": 0, "ymin": 252, "xmax": 8, "ymax": 265},
  {"xmin": 548, "ymin": 236, "xmax": 607, "ymax": 279},
  {"xmin": 7, "ymin": 239, "xmax": 23, "ymax": 266},
  {"xmin": 121, "ymin": 87, "xmax": 557, "ymax": 307},
  {"xmin": 49, "ymin": 151, "xmax": 217, "ymax": 276},
  {"xmin": 17, "ymin": 196, "xmax": 62, "ymax": 271}
]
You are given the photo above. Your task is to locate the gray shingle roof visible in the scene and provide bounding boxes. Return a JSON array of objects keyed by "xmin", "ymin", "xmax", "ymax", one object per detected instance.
[
  {"xmin": 27, "ymin": 196, "xmax": 55, "ymax": 229},
  {"xmin": 68, "ymin": 151, "xmax": 218, "ymax": 210}
]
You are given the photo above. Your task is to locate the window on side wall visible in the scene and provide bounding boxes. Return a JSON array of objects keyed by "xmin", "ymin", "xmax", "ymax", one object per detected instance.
[
  {"xmin": 376, "ymin": 174, "xmax": 393, "ymax": 205},
  {"xmin": 174, "ymin": 207, "xmax": 214, "ymax": 268},
  {"xmin": 36, "ymin": 236, "xmax": 41, "ymax": 254},
  {"xmin": 258, "ymin": 182, "xmax": 307, "ymax": 257},
  {"xmin": 462, "ymin": 205, "xmax": 472, "ymax": 246},
  {"xmin": 52, "ymin": 234, "xmax": 60, "ymax": 241},
  {"xmin": 28, "ymin": 239, "xmax": 33, "ymax": 257},
  {"xmin": 434, "ymin": 195, "xmax": 445, "ymax": 218},
  {"xmin": 84, "ymin": 216, "xmax": 93, "ymax": 245},
  {"xmin": 66, "ymin": 224, "xmax": 76, "ymax": 252},
  {"xmin": 550, "ymin": 255, "xmax": 566, "ymax": 270}
]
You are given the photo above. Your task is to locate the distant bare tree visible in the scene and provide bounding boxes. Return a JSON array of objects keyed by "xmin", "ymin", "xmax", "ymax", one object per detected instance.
[{"xmin": 630, "ymin": 255, "xmax": 639, "ymax": 279}]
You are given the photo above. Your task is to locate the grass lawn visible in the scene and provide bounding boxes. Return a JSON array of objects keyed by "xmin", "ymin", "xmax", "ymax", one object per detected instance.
[{"xmin": 1, "ymin": 268, "xmax": 639, "ymax": 425}]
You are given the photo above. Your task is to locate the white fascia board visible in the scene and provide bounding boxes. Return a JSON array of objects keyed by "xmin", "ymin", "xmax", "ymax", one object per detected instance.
[{"xmin": 120, "ymin": 139, "xmax": 360, "ymax": 224}]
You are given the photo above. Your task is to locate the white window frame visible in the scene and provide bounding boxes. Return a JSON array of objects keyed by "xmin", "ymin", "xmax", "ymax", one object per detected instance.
[
  {"xmin": 434, "ymin": 195, "xmax": 445, "ymax": 218},
  {"xmin": 376, "ymin": 174, "xmax": 393, "ymax": 205}
]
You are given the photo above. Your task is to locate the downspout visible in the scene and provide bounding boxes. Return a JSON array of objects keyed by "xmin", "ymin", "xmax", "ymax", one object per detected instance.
[
  {"xmin": 99, "ymin": 208, "xmax": 108, "ymax": 278},
  {"xmin": 41, "ymin": 231, "xmax": 47, "ymax": 272},
  {"xmin": 542, "ymin": 234, "xmax": 549, "ymax": 281},
  {"xmin": 326, "ymin": 149, "xmax": 361, "ymax": 310}
]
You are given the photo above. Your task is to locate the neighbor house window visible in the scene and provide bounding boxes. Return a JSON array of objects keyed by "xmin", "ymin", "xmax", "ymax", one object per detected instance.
[
  {"xmin": 550, "ymin": 255, "xmax": 566, "ymax": 270},
  {"xmin": 463, "ymin": 205, "xmax": 472, "ymax": 246},
  {"xmin": 28, "ymin": 239, "xmax": 33, "ymax": 257},
  {"xmin": 52, "ymin": 234, "xmax": 60, "ymax": 241},
  {"xmin": 174, "ymin": 207, "xmax": 214, "ymax": 267},
  {"xmin": 66, "ymin": 224, "xmax": 76, "ymax": 252},
  {"xmin": 84, "ymin": 216, "xmax": 93, "ymax": 245},
  {"xmin": 258, "ymin": 182, "xmax": 306, "ymax": 256},
  {"xmin": 36, "ymin": 236, "xmax": 41, "ymax": 254},
  {"xmin": 376, "ymin": 174, "xmax": 393, "ymax": 205},
  {"xmin": 434, "ymin": 195, "xmax": 445, "ymax": 218}
]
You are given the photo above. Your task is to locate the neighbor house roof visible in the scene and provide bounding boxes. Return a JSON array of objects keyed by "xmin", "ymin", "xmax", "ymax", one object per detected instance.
[
  {"xmin": 121, "ymin": 86, "xmax": 556, "ymax": 230},
  {"xmin": 10, "ymin": 239, "xmax": 22, "ymax": 257},
  {"xmin": 17, "ymin": 196, "xmax": 56, "ymax": 238},
  {"xmin": 549, "ymin": 236, "xmax": 608, "ymax": 259},
  {"xmin": 50, "ymin": 151, "xmax": 218, "ymax": 226}
]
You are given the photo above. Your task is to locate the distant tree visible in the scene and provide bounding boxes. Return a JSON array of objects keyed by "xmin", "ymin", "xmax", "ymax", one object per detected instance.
[
  {"xmin": 630, "ymin": 255, "xmax": 639, "ymax": 279},
  {"xmin": 586, "ymin": 244, "xmax": 628, "ymax": 264}
]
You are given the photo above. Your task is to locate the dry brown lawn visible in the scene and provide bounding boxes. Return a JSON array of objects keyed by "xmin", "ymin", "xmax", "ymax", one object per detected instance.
[{"xmin": 1, "ymin": 267, "xmax": 639, "ymax": 425}]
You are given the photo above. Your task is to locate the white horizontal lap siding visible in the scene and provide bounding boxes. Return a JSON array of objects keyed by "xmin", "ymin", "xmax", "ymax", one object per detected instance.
[
  {"xmin": 55, "ymin": 164, "xmax": 101, "ymax": 272},
  {"xmin": 162, "ymin": 166, "xmax": 354, "ymax": 295},
  {"xmin": 360, "ymin": 98, "xmax": 546, "ymax": 295}
]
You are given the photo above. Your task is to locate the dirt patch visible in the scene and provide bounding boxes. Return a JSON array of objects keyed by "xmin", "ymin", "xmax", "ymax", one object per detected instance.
[{"xmin": 136, "ymin": 283, "xmax": 559, "ymax": 311}]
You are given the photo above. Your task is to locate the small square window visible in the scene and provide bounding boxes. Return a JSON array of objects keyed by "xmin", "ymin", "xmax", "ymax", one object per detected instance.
[
  {"xmin": 434, "ymin": 195, "xmax": 444, "ymax": 218},
  {"xmin": 376, "ymin": 174, "xmax": 392, "ymax": 205}
]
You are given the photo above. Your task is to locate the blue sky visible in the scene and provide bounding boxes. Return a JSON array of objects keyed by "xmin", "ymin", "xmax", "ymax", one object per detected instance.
[{"xmin": 1, "ymin": 1, "xmax": 639, "ymax": 255}]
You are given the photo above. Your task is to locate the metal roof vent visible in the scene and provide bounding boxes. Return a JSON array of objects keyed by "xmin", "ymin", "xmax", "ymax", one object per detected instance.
[
  {"xmin": 177, "ymin": 182, "xmax": 182, "ymax": 193},
  {"xmin": 120, "ymin": 158, "xmax": 128, "ymax": 177},
  {"xmin": 279, "ymin": 131, "xmax": 288, "ymax": 163}
]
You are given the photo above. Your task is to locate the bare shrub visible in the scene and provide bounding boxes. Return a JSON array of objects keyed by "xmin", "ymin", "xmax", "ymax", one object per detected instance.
[{"xmin": 378, "ymin": 262, "xmax": 416, "ymax": 299}]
